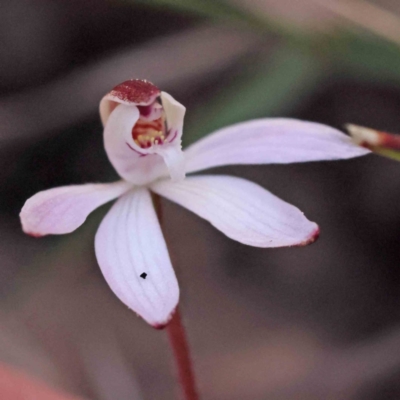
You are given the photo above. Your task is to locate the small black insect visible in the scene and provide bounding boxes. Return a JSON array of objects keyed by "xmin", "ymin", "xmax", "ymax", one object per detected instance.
[{"xmin": 140, "ymin": 272, "xmax": 147, "ymax": 279}]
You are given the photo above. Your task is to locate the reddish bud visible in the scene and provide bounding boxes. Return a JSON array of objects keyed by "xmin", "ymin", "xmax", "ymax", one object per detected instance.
[{"xmin": 347, "ymin": 124, "xmax": 400, "ymax": 150}]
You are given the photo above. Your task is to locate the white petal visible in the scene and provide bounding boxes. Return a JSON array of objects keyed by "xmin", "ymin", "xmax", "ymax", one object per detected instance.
[
  {"xmin": 159, "ymin": 91, "xmax": 186, "ymax": 181},
  {"xmin": 104, "ymin": 103, "xmax": 186, "ymax": 185},
  {"xmin": 156, "ymin": 144, "xmax": 185, "ymax": 182},
  {"xmin": 20, "ymin": 181, "xmax": 132, "ymax": 237},
  {"xmin": 151, "ymin": 175, "xmax": 319, "ymax": 248},
  {"xmin": 104, "ymin": 104, "xmax": 168, "ymax": 185},
  {"xmin": 95, "ymin": 188, "xmax": 179, "ymax": 327},
  {"xmin": 184, "ymin": 119, "xmax": 370, "ymax": 173},
  {"xmin": 161, "ymin": 91, "xmax": 186, "ymax": 141}
]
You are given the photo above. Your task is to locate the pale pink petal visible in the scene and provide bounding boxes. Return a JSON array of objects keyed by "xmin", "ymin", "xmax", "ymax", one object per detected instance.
[
  {"xmin": 95, "ymin": 188, "xmax": 179, "ymax": 327},
  {"xmin": 184, "ymin": 119, "xmax": 370, "ymax": 173},
  {"xmin": 156, "ymin": 144, "xmax": 185, "ymax": 182},
  {"xmin": 103, "ymin": 104, "xmax": 167, "ymax": 185},
  {"xmin": 20, "ymin": 181, "xmax": 132, "ymax": 237},
  {"xmin": 104, "ymin": 102, "xmax": 185, "ymax": 185},
  {"xmin": 161, "ymin": 91, "xmax": 185, "ymax": 143},
  {"xmin": 157, "ymin": 91, "xmax": 186, "ymax": 181},
  {"xmin": 151, "ymin": 175, "xmax": 319, "ymax": 248}
]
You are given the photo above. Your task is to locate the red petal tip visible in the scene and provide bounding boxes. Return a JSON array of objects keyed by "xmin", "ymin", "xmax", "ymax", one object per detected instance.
[
  {"xmin": 151, "ymin": 308, "xmax": 176, "ymax": 330},
  {"xmin": 297, "ymin": 226, "xmax": 320, "ymax": 247},
  {"xmin": 152, "ymin": 323, "xmax": 168, "ymax": 330},
  {"xmin": 25, "ymin": 231, "xmax": 44, "ymax": 238}
]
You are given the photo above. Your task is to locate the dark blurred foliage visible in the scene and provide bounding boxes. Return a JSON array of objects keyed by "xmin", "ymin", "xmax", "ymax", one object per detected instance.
[
  {"xmin": 0, "ymin": 0, "xmax": 193, "ymax": 94},
  {"xmin": 2, "ymin": 0, "xmax": 400, "ymax": 399}
]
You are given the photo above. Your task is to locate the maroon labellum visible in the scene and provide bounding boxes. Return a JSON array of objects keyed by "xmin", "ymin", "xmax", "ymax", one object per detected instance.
[
  {"xmin": 109, "ymin": 79, "xmax": 160, "ymax": 105},
  {"xmin": 100, "ymin": 79, "xmax": 161, "ymax": 126}
]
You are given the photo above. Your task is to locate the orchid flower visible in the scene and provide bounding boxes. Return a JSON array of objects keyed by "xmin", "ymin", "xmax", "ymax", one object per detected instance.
[{"xmin": 20, "ymin": 79, "xmax": 369, "ymax": 328}]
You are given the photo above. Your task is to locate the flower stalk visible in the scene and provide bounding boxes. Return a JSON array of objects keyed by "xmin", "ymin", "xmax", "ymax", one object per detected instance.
[
  {"xmin": 167, "ymin": 308, "xmax": 199, "ymax": 400},
  {"xmin": 152, "ymin": 192, "xmax": 199, "ymax": 399}
]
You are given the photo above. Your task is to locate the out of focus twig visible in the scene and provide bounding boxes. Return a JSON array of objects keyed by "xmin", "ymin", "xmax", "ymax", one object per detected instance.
[{"xmin": 0, "ymin": 25, "xmax": 259, "ymax": 144}]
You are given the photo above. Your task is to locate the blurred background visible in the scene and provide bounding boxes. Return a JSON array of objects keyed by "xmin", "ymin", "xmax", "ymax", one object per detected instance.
[{"xmin": 2, "ymin": 0, "xmax": 400, "ymax": 399}]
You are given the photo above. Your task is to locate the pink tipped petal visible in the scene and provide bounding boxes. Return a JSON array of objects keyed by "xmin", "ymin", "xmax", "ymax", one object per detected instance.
[
  {"xmin": 151, "ymin": 175, "xmax": 319, "ymax": 248},
  {"xmin": 100, "ymin": 79, "xmax": 161, "ymax": 126},
  {"xmin": 20, "ymin": 181, "xmax": 132, "ymax": 237},
  {"xmin": 184, "ymin": 119, "xmax": 370, "ymax": 173},
  {"xmin": 95, "ymin": 188, "xmax": 179, "ymax": 327}
]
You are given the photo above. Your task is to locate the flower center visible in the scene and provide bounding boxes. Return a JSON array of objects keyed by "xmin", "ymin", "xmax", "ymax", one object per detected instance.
[{"xmin": 132, "ymin": 117, "xmax": 166, "ymax": 149}]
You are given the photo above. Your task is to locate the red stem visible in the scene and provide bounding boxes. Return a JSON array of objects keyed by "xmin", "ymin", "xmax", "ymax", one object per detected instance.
[
  {"xmin": 167, "ymin": 308, "xmax": 200, "ymax": 400},
  {"xmin": 152, "ymin": 193, "xmax": 199, "ymax": 399}
]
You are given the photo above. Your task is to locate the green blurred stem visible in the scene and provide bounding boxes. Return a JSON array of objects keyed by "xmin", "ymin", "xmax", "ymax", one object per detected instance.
[{"xmin": 373, "ymin": 147, "xmax": 400, "ymax": 162}]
